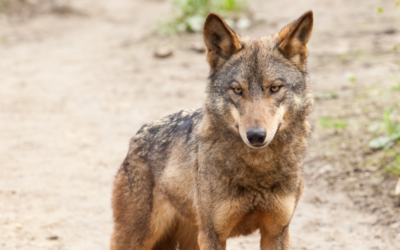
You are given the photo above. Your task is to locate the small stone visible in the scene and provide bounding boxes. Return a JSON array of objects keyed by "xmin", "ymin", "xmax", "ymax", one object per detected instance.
[
  {"xmin": 47, "ymin": 235, "xmax": 58, "ymax": 240},
  {"xmin": 383, "ymin": 28, "xmax": 397, "ymax": 35},
  {"xmin": 190, "ymin": 42, "xmax": 206, "ymax": 53},
  {"xmin": 390, "ymin": 222, "xmax": 400, "ymax": 229},
  {"xmin": 318, "ymin": 164, "xmax": 333, "ymax": 174},
  {"xmin": 154, "ymin": 48, "xmax": 173, "ymax": 58},
  {"xmin": 365, "ymin": 166, "xmax": 378, "ymax": 172}
]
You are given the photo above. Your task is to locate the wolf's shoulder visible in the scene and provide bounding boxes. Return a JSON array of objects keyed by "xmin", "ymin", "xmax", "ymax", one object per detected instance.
[
  {"xmin": 130, "ymin": 109, "xmax": 203, "ymax": 148},
  {"xmin": 137, "ymin": 109, "xmax": 203, "ymax": 136}
]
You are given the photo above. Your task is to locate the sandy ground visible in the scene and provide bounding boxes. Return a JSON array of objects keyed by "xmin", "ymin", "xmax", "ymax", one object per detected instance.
[{"xmin": 1, "ymin": 0, "xmax": 400, "ymax": 249}]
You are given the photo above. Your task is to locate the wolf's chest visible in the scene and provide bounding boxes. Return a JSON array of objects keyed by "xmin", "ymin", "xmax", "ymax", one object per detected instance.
[{"xmin": 228, "ymin": 192, "xmax": 297, "ymax": 237}]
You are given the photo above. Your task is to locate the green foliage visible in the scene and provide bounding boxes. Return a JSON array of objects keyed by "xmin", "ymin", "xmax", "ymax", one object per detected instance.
[
  {"xmin": 393, "ymin": 80, "xmax": 400, "ymax": 92},
  {"xmin": 384, "ymin": 154, "xmax": 400, "ymax": 177},
  {"xmin": 368, "ymin": 113, "xmax": 400, "ymax": 178},
  {"xmin": 159, "ymin": 0, "xmax": 249, "ymax": 35},
  {"xmin": 314, "ymin": 91, "xmax": 339, "ymax": 100},
  {"xmin": 367, "ymin": 2, "xmax": 400, "ymax": 177},
  {"xmin": 1, "ymin": 36, "xmax": 7, "ymax": 45},
  {"xmin": 369, "ymin": 109, "xmax": 400, "ymax": 177},
  {"xmin": 320, "ymin": 117, "xmax": 348, "ymax": 129},
  {"xmin": 369, "ymin": 109, "xmax": 400, "ymax": 150},
  {"xmin": 345, "ymin": 72, "xmax": 356, "ymax": 83}
]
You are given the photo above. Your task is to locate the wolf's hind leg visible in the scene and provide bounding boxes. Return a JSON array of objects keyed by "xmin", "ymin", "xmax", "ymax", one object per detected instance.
[{"xmin": 110, "ymin": 161, "xmax": 160, "ymax": 250}]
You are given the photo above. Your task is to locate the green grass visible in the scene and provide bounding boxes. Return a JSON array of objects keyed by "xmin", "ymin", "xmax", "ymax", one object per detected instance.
[
  {"xmin": 320, "ymin": 117, "xmax": 348, "ymax": 129},
  {"xmin": 159, "ymin": 0, "xmax": 250, "ymax": 34},
  {"xmin": 345, "ymin": 72, "xmax": 356, "ymax": 83},
  {"xmin": 392, "ymin": 76, "xmax": 400, "ymax": 92},
  {"xmin": 367, "ymin": 3, "xmax": 400, "ymax": 177},
  {"xmin": 369, "ymin": 109, "xmax": 400, "ymax": 150},
  {"xmin": 385, "ymin": 154, "xmax": 400, "ymax": 177},
  {"xmin": 1, "ymin": 37, "xmax": 7, "ymax": 45},
  {"xmin": 314, "ymin": 91, "xmax": 339, "ymax": 100},
  {"xmin": 368, "ymin": 108, "xmax": 400, "ymax": 177}
]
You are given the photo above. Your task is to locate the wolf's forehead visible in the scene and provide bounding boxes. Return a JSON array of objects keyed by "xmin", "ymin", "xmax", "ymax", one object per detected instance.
[
  {"xmin": 213, "ymin": 37, "xmax": 301, "ymax": 88},
  {"xmin": 242, "ymin": 37, "xmax": 276, "ymax": 55},
  {"xmin": 238, "ymin": 39, "xmax": 291, "ymax": 81}
]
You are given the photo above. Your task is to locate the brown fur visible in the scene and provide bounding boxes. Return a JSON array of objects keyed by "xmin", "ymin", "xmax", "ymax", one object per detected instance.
[{"xmin": 111, "ymin": 11, "xmax": 314, "ymax": 250}]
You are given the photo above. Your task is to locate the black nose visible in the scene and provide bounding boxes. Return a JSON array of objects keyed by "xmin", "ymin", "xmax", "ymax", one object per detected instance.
[{"xmin": 246, "ymin": 127, "xmax": 266, "ymax": 146}]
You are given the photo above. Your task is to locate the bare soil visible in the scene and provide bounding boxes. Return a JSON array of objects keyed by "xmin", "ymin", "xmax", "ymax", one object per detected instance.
[{"xmin": 1, "ymin": 0, "xmax": 400, "ymax": 249}]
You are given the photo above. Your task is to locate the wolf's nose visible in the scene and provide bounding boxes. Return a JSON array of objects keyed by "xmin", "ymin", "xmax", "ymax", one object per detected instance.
[{"xmin": 246, "ymin": 127, "xmax": 266, "ymax": 146}]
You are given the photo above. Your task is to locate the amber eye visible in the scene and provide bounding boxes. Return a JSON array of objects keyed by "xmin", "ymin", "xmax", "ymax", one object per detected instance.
[
  {"xmin": 270, "ymin": 86, "xmax": 281, "ymax": 93},
  {"xmin": 233, "ymin": 88, "xmax": 242, "ymax": 95}
]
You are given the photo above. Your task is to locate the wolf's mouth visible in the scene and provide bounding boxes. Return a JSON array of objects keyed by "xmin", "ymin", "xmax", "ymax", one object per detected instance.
[{"xmin": 276, "ymin": 123, "xmax": 282, "ymax": 133}]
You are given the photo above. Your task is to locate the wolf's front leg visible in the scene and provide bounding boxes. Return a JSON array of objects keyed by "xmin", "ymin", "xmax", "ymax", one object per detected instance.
[
  {"xmin": 260, "ymin": 224, "xmax": 290, "ymax": 250},
  {"xmin": 197, "ymin": 229, "xmax": 226, "ymax": 250},
  {"xmin": 196, "ymin": 198, "xmax": 244, "ymax": 250}
]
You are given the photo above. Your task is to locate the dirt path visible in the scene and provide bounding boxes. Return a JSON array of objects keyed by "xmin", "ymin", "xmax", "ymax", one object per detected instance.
[{"xmin": 1, "ymin": 0, "xmax": 399, "ymax": 249}]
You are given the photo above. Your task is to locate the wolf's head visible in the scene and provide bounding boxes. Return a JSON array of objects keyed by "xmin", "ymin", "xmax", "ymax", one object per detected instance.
[{"xmin": 203, "ymin": 11, "xmax": 314, "ymax": 149}]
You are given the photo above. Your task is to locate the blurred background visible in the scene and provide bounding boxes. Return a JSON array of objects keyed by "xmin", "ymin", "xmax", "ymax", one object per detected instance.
[{"xmin": 0, "ymin": 0, "xmax": 400, "ymax": 249}]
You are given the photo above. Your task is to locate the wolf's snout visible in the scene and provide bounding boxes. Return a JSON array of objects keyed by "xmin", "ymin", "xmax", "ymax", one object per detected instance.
[{"xmin": 246, "ymin": 127, "xmax": 266, "ymax": 146}]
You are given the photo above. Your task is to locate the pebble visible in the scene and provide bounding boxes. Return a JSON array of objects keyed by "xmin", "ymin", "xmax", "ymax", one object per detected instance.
[
  {"xmin": 47, "ymin": 235, "xmax": 58, "ymax": 240},
  {"xmin": 190, "ymin": 42, "xmax": 206, "ymax": 53},
  {"xmin": 154, "ymin": 47, "xmax": 173, "ymax": 58}
]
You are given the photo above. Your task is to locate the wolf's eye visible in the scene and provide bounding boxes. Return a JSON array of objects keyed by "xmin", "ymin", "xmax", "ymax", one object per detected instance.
[
  {"xmin": 233, "ymin": 88, "xmax": 242, "ymax": 95},
  {"xmin": 270, "ymin": 86, "xmax": 281, "ymax": 93}
]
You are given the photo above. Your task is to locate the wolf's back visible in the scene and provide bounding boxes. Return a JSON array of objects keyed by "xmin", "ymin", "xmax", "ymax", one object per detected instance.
[{"xmin": 127, "ymin": 109, "xmax": 203, "ymax": 173}]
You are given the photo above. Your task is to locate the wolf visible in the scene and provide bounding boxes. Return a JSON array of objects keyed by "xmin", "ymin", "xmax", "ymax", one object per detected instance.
[{"xmin": 111, "ymin": 10, "xmax": 314, "ymax": 250}]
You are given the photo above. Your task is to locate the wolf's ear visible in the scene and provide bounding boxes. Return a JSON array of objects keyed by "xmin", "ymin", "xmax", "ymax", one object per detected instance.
[
  {"xmin": 203, "ymin": 13, "xmax": 241, "ymax": 69},
  {"xmin": 277, "ymin": 11, "xmax": 313, "ymax": 68}
]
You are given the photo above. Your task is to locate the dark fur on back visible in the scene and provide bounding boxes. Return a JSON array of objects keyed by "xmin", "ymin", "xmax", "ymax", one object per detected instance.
[
  {"xmin": 111, "ymin": 11, "xmax": 314, "ymax": 250},
  {"xmin": 132, "ymin": 109, "xmax": 202, "ymax": 172}
]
